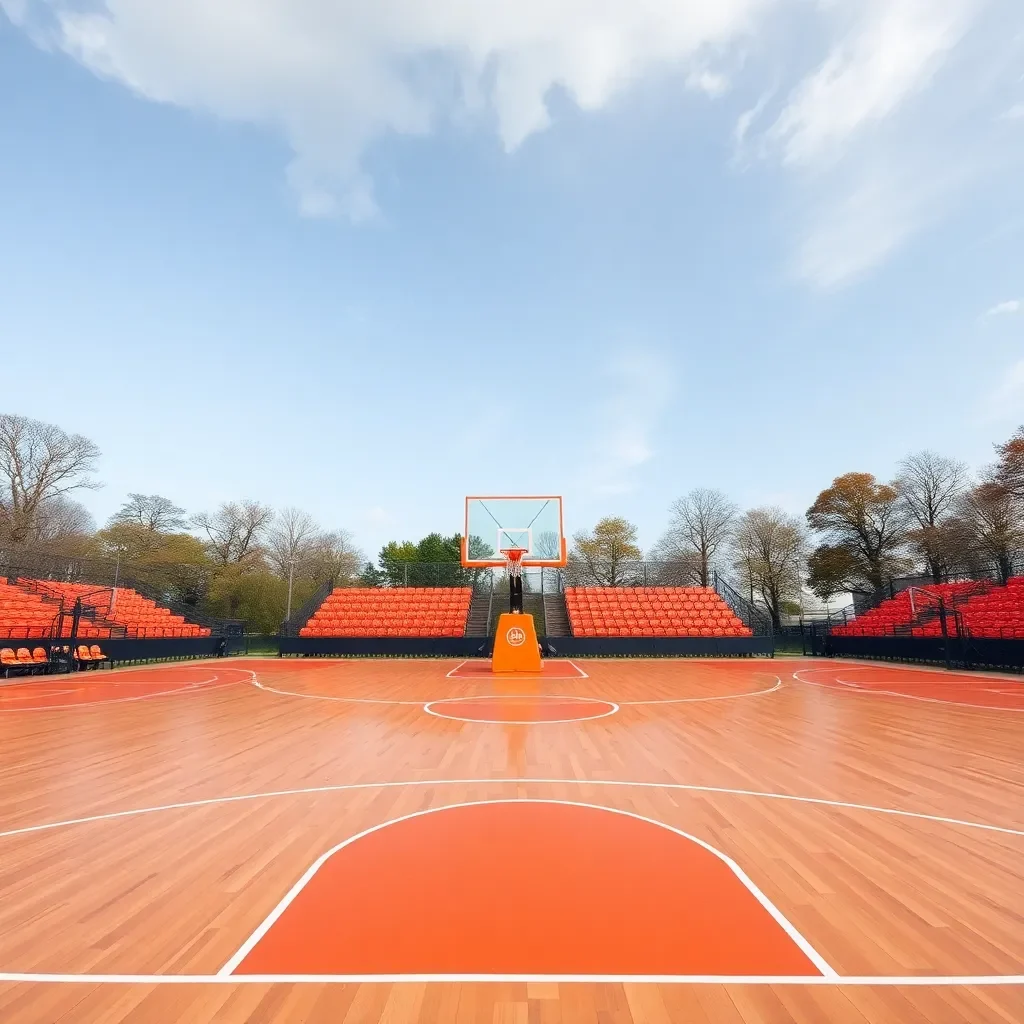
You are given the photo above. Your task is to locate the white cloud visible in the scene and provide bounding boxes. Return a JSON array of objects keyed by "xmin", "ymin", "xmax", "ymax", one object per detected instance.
[
  {"xmin": 793, "ymin": 159, "xmax": 965, "ymax": 288},
  {"xmin": 986, "ymin": 359, "xmax": 1024, "ymax": 422},
  {"xmin": 687, "ymin": 69, "xmax": 731, "ymax": 98},
  {"xmin": 767, "ymin": 0, "xmax": 978, "ymax": 168},
  {"xmin": 5, "ymin": 0, "xmax": 1021, "ymax": 288},
  {"xmin": 985, "ymin": 299, "xmax": 1022, "ymax": 316},
  {"xmin": 5, "ymin": 0, "xmax": 779, "ymax": 217},
  {"xmin": 753, "ymin": 0, "xmax": 1024, "ymax": 287}
]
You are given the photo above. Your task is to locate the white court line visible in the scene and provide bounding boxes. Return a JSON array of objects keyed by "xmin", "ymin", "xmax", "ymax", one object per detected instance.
[
  {"xmin": 0, "ymin": 689, "xmax": 77, "ymax": 703},
  {"xmin": 0, "ymin": 676, "xmax": 239, "ymax": 713},
  {"xmin": 252, "ymin": 679, "xmax": 424, "ymax": 705},
  {"xmin": 3, "ymin": 776, "xmax": 1022, "ymax": 844},
  {"xmin": 0, "ymin": 972, "xmax": 1021, "ymax": 985},
  {"xmin": 217, "ymin": 798, "xmax": 835, "ymax": 978},
  {"xmin": 792, "ymin": 670, "xmax": 1024, "ymax": 713},
  {"xmin": 423, "ymin": 694, "xmax": 619, "ymax": 725},
  {"xmin": 445, "ymin": 659, "xmax": 590, "ymax": 680},
  {"xmin": 254, "ymin": 673, "xmax": 775, "ymax": 709},
  {"xmin": 620, "ymin": 677, "xmax": 782, "ymax": 705}
]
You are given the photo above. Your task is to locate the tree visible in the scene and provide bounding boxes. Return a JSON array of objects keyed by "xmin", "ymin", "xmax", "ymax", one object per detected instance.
[
  {"xmin": 26, "ymin": 496, "xmax": 95, "ymax": 546},
  {"xmin": 109, "ymin": 493, "xmax": 187, "ymax": 532},
  {"xmin": 806, "ymin": 473, "xmax": 910, "ymax": 592},
  {"xmin": 732, "ymin": 507, "xmax": 808, "ymax": 628},
  {"xmin": 994, "ymin": 426, "xmax": 1024, "ymax": 503},
  {"xmin": 192, "ymin": 501, "xmax": 274, "ymax": 567},
  {"xmin": 806, "ymin": 544, "xmax": 863, "ymax": 602},
  {"xmin": 655, "ymin": 488, "xmax": 737, "ymax": 586},
  {"xmin": 896, "ymin": 451, "xmax": 968, "ymax": 582},
  {"xmin": 305, "ymin": 529, "xmax": 364, "ymax": 586},
  {"xmin": 206, "ymin": 565, "xmax": 287, "ymax": 631},
  {"xmin": 534, "ymin": 531, "xmax": 561, "ymax": 561},
  {"xmin": 266, "ymin": 508, "xmax": 319, "ymax": 578},
  {"xmin": 569, "ymin": 516, "xmax": 642, "ymax": 586},
  {"xmin": 378, "ymin": 539, "xmax": 419, "ymax": 586},
  {"xmin": 957, "ymin": 479, "xmax": 1023, "ymax": 584},
  {"xmin": 0, "ymin": 413, "xmax": 101, "ymax": 548},
  {"xmin": 266, "ymin": 507, "xmax": 320, "ymax": 621}
]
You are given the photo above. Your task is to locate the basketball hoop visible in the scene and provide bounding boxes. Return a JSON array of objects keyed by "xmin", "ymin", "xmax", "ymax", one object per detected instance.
[{"xmin": 502, "ymin": 547, "xmax": 526, "ymax": 580}]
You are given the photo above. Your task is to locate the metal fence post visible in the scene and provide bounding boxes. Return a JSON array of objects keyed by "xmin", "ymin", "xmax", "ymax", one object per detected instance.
[{"xmin": 938, "ymin": 599, "xmax": 952, "ymax": 670}]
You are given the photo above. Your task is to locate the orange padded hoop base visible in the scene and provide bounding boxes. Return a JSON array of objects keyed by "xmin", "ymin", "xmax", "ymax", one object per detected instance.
[{"xmin": 492, "ymin": 613, "xmax": 542, "ymax": 673}]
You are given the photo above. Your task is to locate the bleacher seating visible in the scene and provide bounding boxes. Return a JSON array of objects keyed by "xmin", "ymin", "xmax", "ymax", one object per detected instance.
[
  {"xmin": 300, "ymin": 587, "xmax": 472, "ymax": 637},
  {"xmin": 956, "ymin": 577, "xmax": 1024, "ymax": 638},
  {"xmin": 833, "ymin": 578, "xmax": 1024, "ymax": 638},
  {"xmin": 16, "ymin": 580, "xmax": 211, "ymax": 638},
  {"xmin": 565, "ymin": 587, "xmax": 753, "ymax": 638},
  {"xmin": 0, "ymin": 581, "xmax": 61, "ymax": 638}
]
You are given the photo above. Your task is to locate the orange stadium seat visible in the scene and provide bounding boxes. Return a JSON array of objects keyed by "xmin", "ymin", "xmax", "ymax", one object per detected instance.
[
  {"xmin": 300, "ymin": 587, "xmax": 472, "ymax": 638},
  {"xmin": 15, "ymin": 579, "xmax": 212, "ymax": 640},
  {"xmin": 832, "ymin": 579, "xmax": 1024, "ymax": 638},
  {"xmin": 564, "ymin": 587, "xmax": 753, "ymax": 638}
]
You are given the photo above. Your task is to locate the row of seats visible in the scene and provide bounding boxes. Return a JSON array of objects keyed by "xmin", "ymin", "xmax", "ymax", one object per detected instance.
[
  {"xmin": 0, "ymin": 644, "xmax": 109, "ymax": 676},
  {"xmin": 300, "ymin": 587, "xmax": 472, "ymax": 638},
  {"xmin": 16, "ymin": 580, "xmax": 211, "ymax": 638},
  {"xmin": 954, "ymin": 577, "xmax": 1024, "ymax": 638},
  {"xmin": 834, "ymin": 578, "xmax": 1024, "ymax": 638},
  {"xmin": 565, "ymin": 587, "xmax": 753, "ymax": 638},
  {"xmin": 832, "ymin": 582, "xmax": 978, "ymax": 636},
  {"xmin": 0, "ymin": 580, "xmax": 60, "ymax": 638}
]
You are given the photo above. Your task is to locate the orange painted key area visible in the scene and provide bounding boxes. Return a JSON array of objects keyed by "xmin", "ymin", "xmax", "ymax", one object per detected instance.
[
  {"xmin": 235, "ymin": 800, "xmax": 821, "ymax": 976},
  {"xmin": 449, "ymin": 658, "xmax": 586, "ymax": 679}
]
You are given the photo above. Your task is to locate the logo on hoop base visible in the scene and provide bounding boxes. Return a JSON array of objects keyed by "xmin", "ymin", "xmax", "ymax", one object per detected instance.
[{"xmin": 506, "ymin": 626, "xmax": 526, "ymax": 647}]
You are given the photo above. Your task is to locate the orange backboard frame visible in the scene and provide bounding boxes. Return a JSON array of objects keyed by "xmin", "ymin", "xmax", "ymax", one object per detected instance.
[{"xmin": 462, "ymin": 495, "xmax": 567, "ymax": 568}]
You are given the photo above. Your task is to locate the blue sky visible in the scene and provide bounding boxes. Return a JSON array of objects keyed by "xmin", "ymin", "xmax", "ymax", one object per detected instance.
[{"xmin": 1, "ymin": 0, "xmax": 1023, "ymax": 562}]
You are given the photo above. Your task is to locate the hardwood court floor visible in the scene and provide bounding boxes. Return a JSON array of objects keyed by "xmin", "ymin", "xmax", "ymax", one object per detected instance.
[{"xmin": 0, "ymin": 656, "xmax": 1022, "ymax": 1022}]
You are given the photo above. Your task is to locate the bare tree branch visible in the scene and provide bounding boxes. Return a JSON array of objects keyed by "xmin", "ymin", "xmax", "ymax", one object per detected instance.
[
  {"xmin": 192, "ymin": 500, "xmax": 274, "ymax": 567},
  {"xmin": 896, "ymin": 450, "xmax": 969, "ymax": 582},
  {"xmin": 655, "ymin": 488, "xmax": 737, "ymax": 587},
  {"xmin": 0, "ymin": 413, "xmax": 101, "ymax": 547},
  {"xmin": 732, "ymin": 506, "xmax": 808, "ymax": 628},
  {"xmin": 109, "ymin": 493, "xmax": 187, "ymax": 532}
]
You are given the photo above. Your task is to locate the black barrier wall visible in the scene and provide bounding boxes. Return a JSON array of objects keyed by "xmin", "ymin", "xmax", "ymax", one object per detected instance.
[
  {"xmin": 826, "ymin": 634, "xmax": 1024, "ymax": 672},
  {"xmin": 279, "ymin": 635, "xmax": 773, "ymax": 658},
  {"xmin": 279, "ymin": 636, "xmax": 492, "ymax": 658},
  {"xmin": 0, "ymin": 635, "xmax": 243, "ymax": 668}
]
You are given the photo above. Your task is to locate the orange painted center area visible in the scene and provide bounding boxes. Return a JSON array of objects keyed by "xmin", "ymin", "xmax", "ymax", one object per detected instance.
[
  {"xmin": 427, "ymin": 696, "xmax": 614, "ymax": 722},
  {"xmin": 235, "ymin": 801, "xmax": 821, "ymax": 976}
]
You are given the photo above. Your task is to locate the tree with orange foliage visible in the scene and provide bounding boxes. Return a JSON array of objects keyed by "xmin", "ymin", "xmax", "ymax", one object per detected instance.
[
  {"xmin": 806, "ymin": 472, "xmax": 911, "ymax": 596},
  {"xmin": 994, "ymin": 426, "xmax": 1024, "ymax": 504}
]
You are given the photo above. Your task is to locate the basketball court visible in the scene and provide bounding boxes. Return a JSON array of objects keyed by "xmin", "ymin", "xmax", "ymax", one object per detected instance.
[{"xmin": 1, "ymin": 653, "xmax": 1022, "ymax": 1023}]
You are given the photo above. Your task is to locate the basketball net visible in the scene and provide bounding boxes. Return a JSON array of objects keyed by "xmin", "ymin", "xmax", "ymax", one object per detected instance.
[{"xmin": 502, "ymin": 547, "xmax": 526, "ymax": 581}]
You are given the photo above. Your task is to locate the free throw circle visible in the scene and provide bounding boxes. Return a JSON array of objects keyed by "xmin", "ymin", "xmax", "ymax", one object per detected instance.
[{"xmin": 424, "ymin": 694, "xmax": 618, "ymax": 724}]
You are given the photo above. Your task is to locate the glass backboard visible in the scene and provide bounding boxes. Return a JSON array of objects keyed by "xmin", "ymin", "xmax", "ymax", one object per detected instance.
[{"xmin": 462, "ymin": 496, "xmax": 566, "ymax": 567}]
